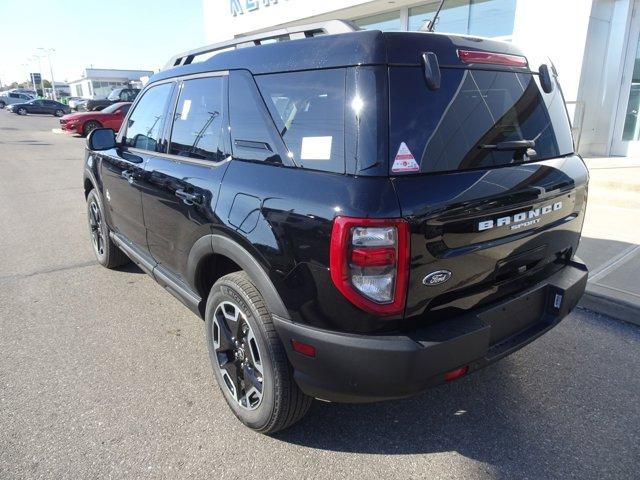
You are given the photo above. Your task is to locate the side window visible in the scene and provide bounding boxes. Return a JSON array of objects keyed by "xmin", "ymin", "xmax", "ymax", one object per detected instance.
[
  {"xmin": 256, "ymin": 69, "xmax": 346, "ymax": 173},
  {"xmin": 229, "ymin": 71, "xmax": 283, "ymax": 163},
  {"xmin": 169, "ymin": 77, "xmax": 225, "ymax": 161},
  {"xmin": 120, "ymin": 104, "xmax": 131, "ymax": 115},
  {"xmin": 9, "ymin": 93, "xmax": 18, "ymax": 98},
  {"xmin": 123, "ymin": 82, "xmax": 173, "ymax": 152}
]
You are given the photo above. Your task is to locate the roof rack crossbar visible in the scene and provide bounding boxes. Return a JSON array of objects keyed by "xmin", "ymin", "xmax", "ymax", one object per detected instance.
[{"xmin": 164, "ymin": 20, "xmax": 359, "ymax": 70}]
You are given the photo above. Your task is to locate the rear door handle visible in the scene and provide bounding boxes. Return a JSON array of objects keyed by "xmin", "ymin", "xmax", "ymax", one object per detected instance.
[{"xmin": 175, "ymin": 188, "xmax": 203, "ymax": 205}]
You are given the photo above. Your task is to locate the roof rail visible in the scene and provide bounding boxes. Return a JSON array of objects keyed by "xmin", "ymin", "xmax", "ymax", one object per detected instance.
[{"xmin": 164, "ymin": 19, "xmax": 359, "ymax": 70}]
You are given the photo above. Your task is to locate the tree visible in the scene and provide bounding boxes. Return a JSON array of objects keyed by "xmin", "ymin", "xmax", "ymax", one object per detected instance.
[{"xmin": 43, "ymin": 79, "xmax": 52, "ymax": 88}]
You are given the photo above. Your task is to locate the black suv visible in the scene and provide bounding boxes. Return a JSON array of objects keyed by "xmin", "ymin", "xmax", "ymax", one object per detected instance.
[{"xmin": 83, "ymin": 21, "xmax": 589, "ymax": 433}]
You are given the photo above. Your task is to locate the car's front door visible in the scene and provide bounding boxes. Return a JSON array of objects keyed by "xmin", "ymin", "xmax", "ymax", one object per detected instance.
[
  {"xmin": 28, "ymin": 100, "xmax": 45, "ymax": 114},
  {"xmin": 105, "ymin": 104, "xmax": 130, "ymax": 131},
  {"xmin": 99, "ymin": 81, "xmax": 175, "ymax": 250},
  {"xmin": 141, "ymin": 74, "xmax": 231, "ymax": 285}
]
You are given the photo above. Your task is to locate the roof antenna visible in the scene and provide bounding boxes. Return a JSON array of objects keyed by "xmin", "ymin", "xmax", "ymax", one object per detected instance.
[{"xmin": 421, "ymin": 0, "xmax": 447, "ymax": 32}]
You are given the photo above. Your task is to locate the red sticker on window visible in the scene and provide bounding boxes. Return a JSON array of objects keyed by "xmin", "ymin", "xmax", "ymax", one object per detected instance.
[{"xmin": 392, "ymin": 142, "xmax": 420, "ymax": 173}]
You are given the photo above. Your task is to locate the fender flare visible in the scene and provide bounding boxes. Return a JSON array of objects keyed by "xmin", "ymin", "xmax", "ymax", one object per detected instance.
[{"xmin": 186, "ymin": 234, "xmax": 290, "ymax": 320}]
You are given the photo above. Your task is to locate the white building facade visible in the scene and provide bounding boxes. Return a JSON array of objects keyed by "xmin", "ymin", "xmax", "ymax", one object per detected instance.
[
  {"xmin": 68, "ymin": 68, "xmax": 154, "ymax": 100},
  {"xmin": 203, "ymin": 0, "xmax": 640, "ymax": 158}
]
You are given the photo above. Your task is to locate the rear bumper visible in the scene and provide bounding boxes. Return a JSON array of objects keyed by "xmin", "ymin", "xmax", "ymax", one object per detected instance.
[{"xmin": 274, "ymin": 259, "xmax": 588, "ymax": 403}]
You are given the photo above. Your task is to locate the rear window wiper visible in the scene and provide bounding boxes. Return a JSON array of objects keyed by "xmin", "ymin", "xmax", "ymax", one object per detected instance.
[
  {"xmin": 479, "ymin": 140, "xmax": 537, "ymax": 160},
  {"xmin": 479, "ymin": 140, "xmax": 535, "ymax": 151}
]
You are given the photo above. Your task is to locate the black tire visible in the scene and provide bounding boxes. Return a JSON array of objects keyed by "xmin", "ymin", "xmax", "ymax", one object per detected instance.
[
  {"xmin": 205, "ymin": 272, "xmax": 312, "ymax": 434},
  {"xmin": 83, "ymin": 120, "xmax": 101, "ymax": 137},
  {"xmin": 86, "ymin": 189, "xmax": 130, "ymax": 269},
  {"xmin": 17, "ymin": 107, "xmax": 27, "ymax": 115},
  {"xmin": 0, "ymin": 101, "xmax": 5, "ymax": 109},
  {"xmin": 54, "ymin": 109, "xmax": 64, "ymax": 117}
]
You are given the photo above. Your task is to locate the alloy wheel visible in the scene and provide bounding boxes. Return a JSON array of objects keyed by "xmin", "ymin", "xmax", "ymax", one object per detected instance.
[
  {"xmin": 212, "ymin": 301, "xmax": 264, "ymax": 410},
  {"xmin": 85, "ymin": 121, "xmax": 99, "ymax": 136},
  {"xmin": 88, "ymin": 200, "xmax": 105, "ymax": 257}
]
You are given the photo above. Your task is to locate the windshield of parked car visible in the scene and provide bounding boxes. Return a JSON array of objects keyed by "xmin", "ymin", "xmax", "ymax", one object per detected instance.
[{"xmin": 101, "ymin": 103, "xmax": 123, "ymax": 113}]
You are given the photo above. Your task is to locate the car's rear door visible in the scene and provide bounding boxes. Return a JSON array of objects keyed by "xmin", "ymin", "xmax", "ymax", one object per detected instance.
[
  {"xmin": 99, "ymin": 80, "xmax": 175, "ymax": 252},
  {"xmin": 141, "ymin": 73, "xmax": 231, "ymax": 286},
  {"xmin": 384, "ymin": 36, "xmax": 588, "ymax": 322}
]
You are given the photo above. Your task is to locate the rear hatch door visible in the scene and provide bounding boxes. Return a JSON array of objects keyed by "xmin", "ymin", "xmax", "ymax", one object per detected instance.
[{"xmin": 385, "ymin": 33, "xmax": 588, "ymax": 320}]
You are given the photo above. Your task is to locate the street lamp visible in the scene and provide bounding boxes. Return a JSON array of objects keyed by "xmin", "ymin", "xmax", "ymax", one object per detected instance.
[
  {"xmin": 35, "ymin": 48, "xmax": 57, "ymax": 100},
  {"xmin": 24, "ymin": 58, "xmax": 39, "ymax": 93}
]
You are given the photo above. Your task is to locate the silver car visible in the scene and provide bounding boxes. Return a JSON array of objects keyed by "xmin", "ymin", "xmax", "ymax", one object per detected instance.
[{"xmin": 0, "ymin": 91, "xmax": 35, "ymax": 109}]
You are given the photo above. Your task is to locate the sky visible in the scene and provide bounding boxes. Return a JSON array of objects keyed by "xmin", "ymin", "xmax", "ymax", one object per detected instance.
[{"xmin": 0, "ymin": 0, "xmax": 207, "ymax": 86}]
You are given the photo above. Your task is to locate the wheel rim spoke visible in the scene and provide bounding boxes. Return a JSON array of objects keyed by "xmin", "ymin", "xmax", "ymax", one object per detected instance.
[
  {"xmin": 212, "ymin": 310, "xmax": 235, "ymax": 352},
  {"xmin": 245, "ymin": 329, "xmax": 263, "ymax": 376},
  {"xmin": 219, "ymin": 359, "xmax": 242, "ymax": 402}
]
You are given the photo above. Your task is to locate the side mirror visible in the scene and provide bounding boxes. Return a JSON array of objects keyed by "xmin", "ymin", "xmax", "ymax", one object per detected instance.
[
  {"xmin": 421, "ymin": 52, "xmax": 441, "ymax": 91},
  {"xmin": 87, "ymin": 128, "xmax": 116, "ymax": 151}
]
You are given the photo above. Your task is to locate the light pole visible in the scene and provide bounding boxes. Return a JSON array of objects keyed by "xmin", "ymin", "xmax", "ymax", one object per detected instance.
[
  {"xmin": 32, "ymin": 53, "xmax": 46, "ymax": 98},
  {"xmin": 23, "ymin": 60, "xmax": 37, "ymax": 92},
  {"xmin": 37, "ymin": 48, "xmax": 57, "ymax": 100}
]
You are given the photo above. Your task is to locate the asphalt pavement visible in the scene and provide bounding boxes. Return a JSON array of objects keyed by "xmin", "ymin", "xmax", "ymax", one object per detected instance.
[{"xmin": 1, "ymin": 111, "xmax": 639, "ymax": 479}]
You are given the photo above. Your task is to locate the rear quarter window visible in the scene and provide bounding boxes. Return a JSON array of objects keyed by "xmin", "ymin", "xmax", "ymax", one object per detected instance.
[{"xmin": 256, "ymin": 69, "xmax": 346, "ymax": 174}]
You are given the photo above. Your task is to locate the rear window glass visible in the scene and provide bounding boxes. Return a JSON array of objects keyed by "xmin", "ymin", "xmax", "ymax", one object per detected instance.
[
  {"xmin": 256, "ymin": 69, "xmax": 346, "ymax": 174},
  {"xmin": 389, "ymin": 67, "xmax": 574, "ymax": 174}
]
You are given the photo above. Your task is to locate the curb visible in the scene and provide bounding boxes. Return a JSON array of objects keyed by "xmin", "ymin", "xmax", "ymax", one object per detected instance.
[{"xmin": 579, "ymin": 289, "xmax": 640, "ymax": 326}]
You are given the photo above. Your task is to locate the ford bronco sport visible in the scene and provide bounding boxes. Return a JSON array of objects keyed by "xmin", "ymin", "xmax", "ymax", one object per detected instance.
[{"xmin": 83, "ymin": 20, "xmax": 589, "ymax": 433}]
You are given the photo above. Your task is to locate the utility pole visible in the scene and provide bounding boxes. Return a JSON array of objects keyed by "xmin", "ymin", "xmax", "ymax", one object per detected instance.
[{"xmin": 37, "ymin": 48, "xmax": 57, "ymax": 100}]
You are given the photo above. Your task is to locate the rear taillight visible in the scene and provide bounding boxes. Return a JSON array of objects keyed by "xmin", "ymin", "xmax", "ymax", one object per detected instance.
[
  {"xmin": 457, "ymin": 49, "xmax": 528, "ymax": 68},
  {"xmin": 330, "ymin": 217, "xmax": 409, "ymax": 316}
]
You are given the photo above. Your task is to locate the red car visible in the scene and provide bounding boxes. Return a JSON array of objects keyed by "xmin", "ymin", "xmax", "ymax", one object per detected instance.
[{"xmin": 60, "ymin": 102, "xmax": 131, "ymax": 137}]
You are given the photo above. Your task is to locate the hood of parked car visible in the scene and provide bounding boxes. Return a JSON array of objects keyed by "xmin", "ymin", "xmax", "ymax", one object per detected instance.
[{"xmin": 61, "ymin": 111, "xmax": 105, "ymax": 122}]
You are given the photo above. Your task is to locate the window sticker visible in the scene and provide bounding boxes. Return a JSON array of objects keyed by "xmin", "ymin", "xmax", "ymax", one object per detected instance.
[
  {"xmin": 180, "ymin": 99, "xmax": 191, "ymax": 121},
  {"xmin": 392, "ymin": 142, "xmax": 420, "ymax": 173},
  {"xmin": 301, "ymin": 136, "xmax": 332, "ymax": 160}
]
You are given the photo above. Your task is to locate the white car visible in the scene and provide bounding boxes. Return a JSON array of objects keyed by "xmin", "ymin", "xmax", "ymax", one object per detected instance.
[{"xmin": 0, "ymin": 91, "xmax": 35, "ymax": 109}]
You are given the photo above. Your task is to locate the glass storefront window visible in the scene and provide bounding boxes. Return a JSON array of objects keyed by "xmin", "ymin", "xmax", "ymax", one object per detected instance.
[
  {"xmin": 408, "ymin": 0, "xmax": 515, "ymax": 38},
  {"xmin": 469, "ymin": 0, "xmax": 516, "ymax": 37},
  {"xmin": 409, "ymin": 0, "xmax": 469, "ymax": 34},
  {"xmin": 622, "ymin": 39, "xmax": 640, "ymax": 141},
  {"xmin": 354, "ymin": 10, "xmax": 401, "ymax": 32}
]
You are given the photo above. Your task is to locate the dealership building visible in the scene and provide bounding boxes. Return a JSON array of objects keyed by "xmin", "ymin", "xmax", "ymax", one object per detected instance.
[
  {"xmin": 203, "ymin": 0, "xmax": 640, "ymax": 158},
  {"xmin": 68, "ymin": 68, "xmax": 154, "ymax": 100}
]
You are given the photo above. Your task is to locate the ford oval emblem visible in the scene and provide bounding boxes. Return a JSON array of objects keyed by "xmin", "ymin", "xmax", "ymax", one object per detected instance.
[{"xmin": 422, "ymin": 270, "xmax": 452, "ymax": 286}]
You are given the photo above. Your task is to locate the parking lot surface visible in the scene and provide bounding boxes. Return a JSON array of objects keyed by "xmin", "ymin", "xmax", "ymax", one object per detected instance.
[{"xmin": 1, "ymin": 111, "xmax": 639, "ymax": 479}]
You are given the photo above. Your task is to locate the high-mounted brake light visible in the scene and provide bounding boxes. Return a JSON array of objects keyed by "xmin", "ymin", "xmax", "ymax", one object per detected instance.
[
  {"xmin": 330, "ymin": 217, "xmax": 409, "ymax": 316},
  {"xmin": 457, "ymin": 49, "xmax": 528, "ymax": 68}
]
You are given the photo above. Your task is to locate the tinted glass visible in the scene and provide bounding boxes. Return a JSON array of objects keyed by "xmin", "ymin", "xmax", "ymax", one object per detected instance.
[
  {"xmin": 256, "ymin": 69, "xmax": 346, "ymax": 173},
  {"xmin": 389, "ymin": 68, "xmax": 574, "ymax": 174},
  {"xmin": 229, "ymin": 71, "xmax": 283, "ymax": 163},
  {"xmin": 169, "ymin": 77, "xmax": 225, "ymax": 161},
  {"xmin": 124, "ymin": 82, "xmax": 173, "ymax": 152}
]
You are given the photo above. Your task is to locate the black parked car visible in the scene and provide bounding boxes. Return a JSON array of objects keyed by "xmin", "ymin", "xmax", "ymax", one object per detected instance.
[
  {"xmin": 82, "ymin": 21, "xmax": 589, "ymax": 433},
  {"xmin": 7, "ymin": 99, "xmax": 71, "ymax": 117},
  {"xmin": 84, "ymin": 87, "xmax": 140, "ymax": 112}
]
